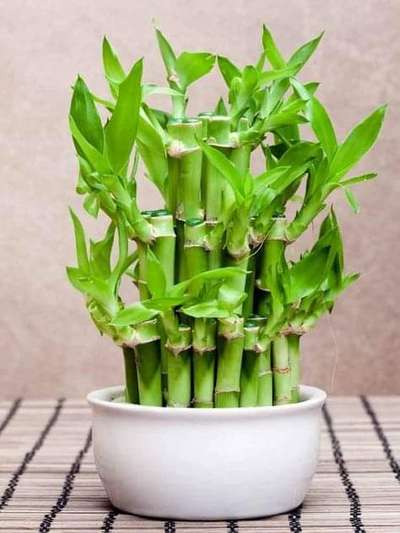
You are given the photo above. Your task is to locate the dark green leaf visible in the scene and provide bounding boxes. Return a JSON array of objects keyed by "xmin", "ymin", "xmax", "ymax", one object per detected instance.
[
  {"xmin": 136, "ymin": 115, "xmax": 168, "ymax": 194},
  {"xmin": 70, "ymin": 76, "xmax": 104, "ymax": 152},
  {"xmin": 69, "ymin": 116, "xmax": 111, "ymax": 173},
  {"xmin": 102, "ymin": 36, "xmax": 126, "ymax": 98}
]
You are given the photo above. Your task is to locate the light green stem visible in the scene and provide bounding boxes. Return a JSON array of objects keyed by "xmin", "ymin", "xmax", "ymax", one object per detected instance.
[
  {"xmin": 288, "ymin": 334, "xmax": 301, "ymax": 403},
  {"xmin": 167, "ymin": 348, "xmax": 192, "ymax": 407},
  {"xmin": 272, "ymin": 335, "xmax": 291, "ymax": 405},
  {"xmin": 257, "ymin": 344, "xmax": 273, "ymax": 406},
  {"xmin": 193, "ymin": 318, "xmax": 216, "ymax": 408},
  {"xmin": 215, "ymin": 317, "xmax": 244, "ymax": 408}
]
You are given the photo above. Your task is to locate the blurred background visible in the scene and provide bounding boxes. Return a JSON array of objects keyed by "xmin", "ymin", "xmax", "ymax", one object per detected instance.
[{"xmin": 1, "ymin": 0, "xmax": 399, "ymax": 397}]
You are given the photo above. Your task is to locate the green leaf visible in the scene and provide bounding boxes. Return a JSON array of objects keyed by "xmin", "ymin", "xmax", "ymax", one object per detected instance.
[
  {"xmin": 288, "ymin": 32, "xmax": 324, "ymax": 72},
  {"xmin": 279, "ymin": 141, "xmax": 321, "ymax": 166},
  {"xmin": 330, "ymin": 105, "xmax": 387, "ymax": 179},
  {"xmin": 146, "ymin": 248, "xmax": 166, "ymax": 298},
  {"xmin": 66, "ymin": 268, "xmax": 113, "ymax": 310},
  {"xmin": 102, "ymin": 36, "xmax": 126, "ymax": 97},
  {"xmin": 306, "ymin": 97, "xmax": 337, "ymax": 161},
  {"xmin": 105, "ymin": 58, "xmax": 143, "ymax": 173},
  {"xmin": 155, "ymin": 29, "xmax": 177, "ymax": 78},
  {"xmin": 69, "ymin": 116, "xmax": 111, "ymax": 174},
  {"xmin": 90, "ymin": 224, "xmax": 115, "ymax": 279},
  {"xmin": 262, "ymin": 25, "xmax": 286, "ymax": 69},
  {"xmin": 259, "ymin": 64, "xmax": 300, "ymax": 85},
  {"xmin": 70, "ymin": 76, "xmax": 104, "ymax": 153},
  {"xmin": 83, "ymin": 192, "xmax": 100, "ymax": 218},
  {"xmin": 69, "ymin": 209, "xmax": 90, "ymax": 273},
  {"xmin": 136, "ymin": 115, "xmax": 168, "ymax": 195},
  {"xmin": 285, "ymin": 247, "xmax": 330, "ymax": 303},
  {"xmin": 182, "ymin": 300, "xmax": 230, "ymax": 319},
  {"xmin": 340, "ymin": 172, "xmax": 377, "ymax": 187},
  {"xmin": 198, "ymin": 138, "xmax": 244, "ymax": 202},
  {"xmin": 112, "ymin": 302, "xmax": 158, "ymax": 327},
  {"xmin": 217, "ymin": 55, "xmax": 241, "ymax": 87},
  {"xmin": 215, "ymin": 97, "xmax": 228, "ymax": 116},
  {"xmin": 175, "ymin": 52, "xmax": 215, "ymax": 90},
  {"xmin": 343, "ymin": 187, "xmax": 360, "ymax": 213},
  {"xmin": 142, "ymin": 84, "xmax": 181, "ymax": 97}
]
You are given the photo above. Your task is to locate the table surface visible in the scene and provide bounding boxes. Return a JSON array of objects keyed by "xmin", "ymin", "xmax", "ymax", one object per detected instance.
[{"xmin": 0, "ymin": 397, "xmax": 399, "ymax": 532}]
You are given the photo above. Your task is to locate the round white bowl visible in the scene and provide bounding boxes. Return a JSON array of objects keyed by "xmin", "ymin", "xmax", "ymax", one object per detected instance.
[{"xmin": 87, "ymin": 384, "xmax": 326, "ymax": 520}]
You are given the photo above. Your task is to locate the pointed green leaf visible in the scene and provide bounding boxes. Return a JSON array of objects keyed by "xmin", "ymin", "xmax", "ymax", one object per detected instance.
[
  {"xmin": 198, "ymin": 138, "xmax": 244, "ymax": 202},
  {"xmin": 259, "ymin": 64, "xmax": 300, "ymax": 85},
  {"xmin": 83, "ymin": 192, "xmax": 100, "ymax": 218},
  {"xmin": 288, "ymin": 32, "xmax": 324, "ymax": 72},
  {"xmin": 175, "ymin": 52, "xmax": 215, "ymax": 90},
  {"xmin": 215, "ymin": 97, "xmax": 228, "ymax": 116},
  {"xmin": 262, "ymin": 25, "xmax": 286, "ymax": 69},
  {"xmin": 90, "ymin": 224, "xmax": 115, "ymax": 278},
  {"xmin": 340, "ymin": 172, "xmax": 377, "ymax": 187},
  {"xmin": 112, "ymin": 302, "xmax": 158, "ymax": 327},
  {"xmin": 69, "ymin": 116, "xmax": 111, "ymax": 173},
  {"xmin": 102, "ymin": 36, "xmax": 126, "ymax": 92},
  {"xmin": 155, "ymin": 29, "xmax": 177, "ymax": 78},
  {"xmin": 146, "ymin": 248, "xmax": 166, "ymax": 298},
  {"xmin": 343, "ymin": 187, "xmax": 360, "ymax": 213},
  {"xmin": 69, "ymin": 208, "xmax": 90, "ymax": 273},
  {"xmin": 136, "ymin": 114, "xmax": 168, "ymax": 195},
  {"xmin": 217, "ymin": 55, "xmax": 241, "ymax": 87},
  {"xmin": 330, "ymin": 105, "xmax": 387, "ymax": 179},
  {"xmin": 105, "ymin": 58, "xmax": 143, "ymax": 173},
  {"xmin": 182, "ymin": 300, "xmax": 230, "ymax": 318},
  {"xmin": 306, "ymin": 97, "xmax": 337, "ymax": 161},
  {"xmin": 70, "ymin": 76, "xmax": 104, "ymax": 153},
  {"xmin": 285, "ymin": 247, "xmax": 330, "ymax": 303}
]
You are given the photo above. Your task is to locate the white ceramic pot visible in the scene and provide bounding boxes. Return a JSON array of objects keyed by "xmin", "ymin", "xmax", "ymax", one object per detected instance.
[{"xmin": 87, "ymin": 384, "xmax": 326, "ymax": 520}]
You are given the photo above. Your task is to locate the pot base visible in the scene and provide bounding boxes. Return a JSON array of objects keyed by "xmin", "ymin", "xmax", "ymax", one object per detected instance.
[{"xmin": 88, "ymin": 385, "xmax": 326, "ymax": 520}]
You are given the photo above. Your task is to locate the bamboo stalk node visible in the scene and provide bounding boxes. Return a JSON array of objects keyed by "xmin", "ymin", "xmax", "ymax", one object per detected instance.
[{"xmin": 273, "ymin": 366, "xmax": 290, "ymax": 375}]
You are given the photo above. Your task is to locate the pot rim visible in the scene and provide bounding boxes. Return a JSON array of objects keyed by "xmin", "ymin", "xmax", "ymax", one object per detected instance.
[{"xmin": 87, "ymin": 384, "xmax": 326, "ymax": 418}]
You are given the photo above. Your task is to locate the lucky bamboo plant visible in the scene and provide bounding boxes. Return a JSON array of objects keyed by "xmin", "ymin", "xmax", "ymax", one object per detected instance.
[{"xmin": 67, "ymin": 26, "xmax": 385, "ymax": 408}]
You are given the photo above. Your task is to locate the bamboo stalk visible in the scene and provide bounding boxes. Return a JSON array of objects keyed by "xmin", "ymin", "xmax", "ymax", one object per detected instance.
[
  {"xmin": 257, "ymin": 344, "xmax": 273, "ymax": 406},
  {"xmin": 166, "ymin": 325, "xmax": 192, "ymax": 407},
  {"xmin": 215, "ymin": 316, "xmax": 244, "ymax": 408},
  {"xmin": 167, "ymin": 119, "xmax": 203, "ymax": 221},
  {"xmin": 122, "ymin": 346, "xmax": 139, "ymax": 404},
  {"xmin": 129, "ymin": 319, "xmax": 162, "ymax": 406},
  {"xmin": 240, "ymin": 320, "xmax": 260, "ymax": 407},
  {"xmin": 193, "ymin": 318, "xmax": 217, "ymax": 408},
  {"xmin": 288, "ymin": 333, "xmax": 301, "ymax": 403},
  {"xmin": 184, "ymin": 219, "xmax": 208, "ymax": 277},
  {"xmin": 272, "ymin": 334, "xmax": 291, "ymax": 405}
]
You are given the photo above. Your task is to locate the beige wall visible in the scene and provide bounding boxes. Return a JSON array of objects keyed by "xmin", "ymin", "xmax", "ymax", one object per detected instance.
[{"xmin": 1, "ymin": 0, "xmax": 399, "ymax": 398}]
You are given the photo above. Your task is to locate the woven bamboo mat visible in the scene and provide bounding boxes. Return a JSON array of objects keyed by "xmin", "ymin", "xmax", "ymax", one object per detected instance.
[{"xmin": 0, "ymin": 397, "xmax": 399, "ymax": 532}]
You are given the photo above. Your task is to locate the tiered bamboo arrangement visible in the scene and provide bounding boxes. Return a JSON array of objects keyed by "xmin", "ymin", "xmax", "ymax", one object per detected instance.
[{"xmin": 67, "ymin": 26, "xmax": 385, "ymax": 407}]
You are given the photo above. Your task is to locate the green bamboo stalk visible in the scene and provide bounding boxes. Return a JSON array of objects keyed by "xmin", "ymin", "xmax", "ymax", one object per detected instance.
[
  {"xmin": 130, "ymin": 319, "xmax": 162, "ymax": 406},
  {"xmin": 257, "ymin": 344, "xmax": 273, "ymax": 406},
  {"xmin": 242, "ymin": 248, "xmax": 256, "ymax": 318},
  {"xmin": 240, "ymin": 320, "xmax": 260, "ymax": 407},
  {"xmin": 226, "ymin": 117, "xmax": 251, "ymax": 212},
  {"xmin": 272, "ymin": 334, "xmax": 291, "ymax": 405},
  {"xmin": 287, "ymin": 333, "xmax": 301, "ymax": 403},
  {"xmin": 256, "ymin": 216, "xmax": 287, "ymax": 315},
  {"xmin": 184, "ymin": 219, "xmax": 208, "ymax": 277},
  {"xmin": 122, "ymin": 346, "xmax": 139, "ymax": 404},
  {"xmin": 215, "ymin": 316, "xmax": 244, "ymax": 408},
  {"xmin": 166, "ymin": 325, "xmax": 192, "ymax": 407},
  {"xmin": 203, "ymin": 116, "xmax": 231, "ymax": 269},
  {"xmin": 193, "ymin": 317, "xmax": 217, "ymax": 408},
  {"xmin": 150, "ymin": 210, "xmax": 176, "ymax": 289},
  {"xmin": 167, "ymin": 119, "xmax": 203, "ymax": 220},
  {"xmin": 136, "ymin": 241, "xmax": 150, "ymax": 300}
]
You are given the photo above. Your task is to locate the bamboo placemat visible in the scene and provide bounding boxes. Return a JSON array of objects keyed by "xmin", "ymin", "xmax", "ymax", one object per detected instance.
[{"xmin": 0, "ymin": 396, "xmax": 399, "ymax": 532}]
